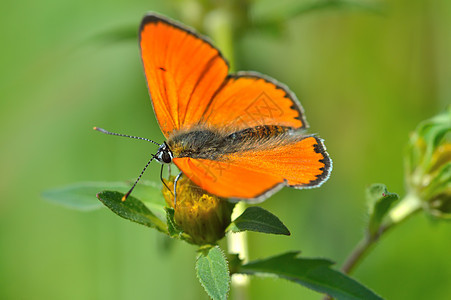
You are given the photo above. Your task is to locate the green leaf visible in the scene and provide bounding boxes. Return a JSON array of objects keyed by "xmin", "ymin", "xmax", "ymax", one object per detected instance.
[
  {"xmin": 238, "ymin": 252, "xmax": 383, "ymax": 300},
  {"xmin": 97, "ymin": 191, "xmax": 167, "ymax": 234},
  {"xmin": 85, "ymin": 24, "xmax": 137, "ymax": 46},
  {"xmin": 252, "ymin": 0, "xmax": 385, "ymax": 27},
  {"xmin": 129, "ymin": 181, "xmax": 167, "ymax": 221},
  {"xmin": 288, "ymin": 0, "xmax": 385, "ymax": 17},
  {"xmin": 366, "ymin": 184, "xmax": 399, "ymax": 236},
  {"xmin": 196, "ymin": 246, "xmax": 230, "ymax": 300},
  {"xmin": 43, "ymin": 181, "xmax": 166, "ymax": 220},
  {"xmin": 406, "ymin": 106, "xmax": 451, "ymax": 176},
  {"xmin": 163, "ymin": 208, "xmax": 194, "ymax": 243},
  {"xmin": 42, "ymin": 182, "xmax": 130, "ymax": 211},
  {"xmin": 228, "ymin": 206, "xmax": 290, "ymax": 235},
  {"xmin": 165, "ymin": 207, "xmax": 183, "ymax": 237}
]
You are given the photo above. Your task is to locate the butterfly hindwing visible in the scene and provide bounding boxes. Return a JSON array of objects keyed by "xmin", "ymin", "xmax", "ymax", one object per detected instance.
[
  {"xmin": 172, "ymin": 135, "xmax": 331, "ymax": 201},
  {"xmin": 172, "ymin": 156, "xmax": 284, "ymax": 201}
]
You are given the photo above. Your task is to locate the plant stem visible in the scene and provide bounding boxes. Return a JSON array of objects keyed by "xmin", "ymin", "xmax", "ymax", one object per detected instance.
[
  {"xmin": 341, "ymin": 193, "xmax": 422, "ymax": 275},
  {"xmin": 323, "ymin": 193, "xmax": 422, "ymax": 300},
  {"xmin": 388, "ymin": 192, "xmax": 423, "ymax": 224},
  {"xmin": 228, "ymin": 202, "xmax": 249, "ymax": 300},
  {"xmin": 203, "ymin": 8, "xmax": 236, "ymax": 72},
  {"xmin": 340, "ymin": 234, "xmax": 373, "ymax": 275}
]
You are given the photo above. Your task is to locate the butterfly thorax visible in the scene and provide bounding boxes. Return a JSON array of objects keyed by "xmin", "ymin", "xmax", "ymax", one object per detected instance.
[{"xmin": 167, "ymin": 125, "xmax": 293, "ymax": 160}]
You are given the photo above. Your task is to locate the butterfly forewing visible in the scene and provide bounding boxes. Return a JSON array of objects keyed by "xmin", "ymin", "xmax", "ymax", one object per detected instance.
[
  {"xmin": 140, "ymin": 14, "xmax": 307, "ymax": 136},
  {"xmin": 140, "ymin": 14, "xmax": 229, "ymax": 137}
]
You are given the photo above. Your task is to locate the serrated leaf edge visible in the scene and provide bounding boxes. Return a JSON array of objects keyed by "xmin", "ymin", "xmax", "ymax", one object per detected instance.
[
  {"xmin": 195, "ymin": 246, "xmax": 230, "ymax": 300},
  {"xmin": 96, "ymin": 191, "xmax": 168, "ymax": 234}
]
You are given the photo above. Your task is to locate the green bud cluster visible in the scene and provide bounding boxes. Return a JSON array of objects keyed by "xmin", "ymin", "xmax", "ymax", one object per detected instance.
[{"xmin": 405, "ymin": 106, "xmax": 451, "ymax": 219}]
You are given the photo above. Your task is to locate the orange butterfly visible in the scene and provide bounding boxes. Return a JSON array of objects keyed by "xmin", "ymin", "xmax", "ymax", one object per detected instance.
[{"xmin": 95, "ymin": 13, "xmax": 332, "ymax": 203}]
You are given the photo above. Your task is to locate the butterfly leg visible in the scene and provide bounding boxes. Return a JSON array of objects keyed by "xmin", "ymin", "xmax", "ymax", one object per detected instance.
[
  {"xmin": 173, "ymin": 171, "xmax": 183, "ymax": 207},
  {"xmin": 160, "ymin": 164, "xmax": 173, "ymax": 195}
]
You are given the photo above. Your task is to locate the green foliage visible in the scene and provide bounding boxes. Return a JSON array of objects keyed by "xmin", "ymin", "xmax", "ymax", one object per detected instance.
[
  {"xmin": 46, "ymin": 181, "xmax": 387, "ymax": 299},
  {"xmin": 251, "ymin": 0, "xmax": 385, "ymax": 35},
  {"xmin": 43, "ymin": 181, "xmax": 166, "ymax": 212},
  {"xmin": 196, "ymin": 246, "xmax": 230, "ymax": 300},
  {"xmin": 39, "ymin": 7, "xmax": 450, "ymax": 300},
  {"xmin": 91, "ymin": 24, "xmax": 137, "ymax": 44},
  {"xmin": 366, "ymin": 184, "xmax": 399, "ymax": 236},
  {"xmin": 42, "ymin": 181, "xmax": 129, "ymax": 211},
  {"xmin": 406, "ymin": 106, "xmax": 451, "ymax": 175},
  {"xmin": 228, "ymin": 206, "xmax": 290, "ymax": 235},
  {"xmin": 238, "ymin": 252, "xmax": 382, "ymax": 300},
  {"xmin": 405, "ymin": 106, "xmax": 451, "ymax": 219},
  {"xmin": 165, "ymin": 207, "xmax": 183, "ymax": 237},
  {"xmin": 97, "ymin": 191, "xmax": 168, "ymax": 234}
]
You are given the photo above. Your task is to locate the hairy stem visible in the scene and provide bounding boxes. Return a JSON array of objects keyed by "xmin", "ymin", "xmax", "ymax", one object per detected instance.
[
  {"xmin": 340, "ymin": 235, "xmax": 374, "ymax": 275},
  {"xmin": 323, "ymin": 193, "xmax": 422, "ymax": 300},
  {"xmin": 342, "ymin": 193, "xmax": 422, "ymax": 275},
  {"xmin": 227, "ymin": 202, "xmax": 249, "ymax": 300}
]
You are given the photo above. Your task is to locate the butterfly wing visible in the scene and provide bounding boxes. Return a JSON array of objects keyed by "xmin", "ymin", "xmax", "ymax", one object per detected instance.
[
  {"xmin": 140, "ymin": 14, "xmax": 307, "ymax": 137},
  {"xmin": 141, "ymin": 13, "xmax": 330, "ymax": 201},
  {"xmin": 173, "ymin": 136, "xmax": 331, "ymax": 201},
  {"xmin": 140, "ymin": 14, "xmax": 229, "ymax": 137},
  {"xmin": 201, "ymin": 72, "xmax": 308, "ymax": 133},
  {"xmin": 173, "ymin": 157, "xmax": 284, "ymax": 201}
]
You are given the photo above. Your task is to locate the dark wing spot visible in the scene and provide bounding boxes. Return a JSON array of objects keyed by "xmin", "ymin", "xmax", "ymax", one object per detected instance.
[
  {"xmin": 159, "ymin": 67, "xmax": 167, "ymax": 71},
  {"xmin": 313, "ymin": 143, "xmax": 322, "ymax": 153}
]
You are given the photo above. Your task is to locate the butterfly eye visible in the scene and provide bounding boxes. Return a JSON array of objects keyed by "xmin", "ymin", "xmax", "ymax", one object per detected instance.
[{"xmin": 161, "ymin": 151, "xmax": 172, "ymax": 164}]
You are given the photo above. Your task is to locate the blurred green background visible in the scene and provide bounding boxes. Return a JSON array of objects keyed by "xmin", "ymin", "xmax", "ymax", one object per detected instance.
[{"xmin": 1, "ymin": 0, "xmax": 450, "ymax": 299}]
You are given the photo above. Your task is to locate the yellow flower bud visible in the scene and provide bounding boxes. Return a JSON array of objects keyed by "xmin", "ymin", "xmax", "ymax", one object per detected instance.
[{"xmin": 162, "ymin": 176, "xmax": 235, "ymax": 245}]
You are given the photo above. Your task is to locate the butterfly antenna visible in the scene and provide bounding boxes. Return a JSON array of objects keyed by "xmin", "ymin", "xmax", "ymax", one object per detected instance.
[
  {"xmin": 122, "ymin": 155, "xmax": 156, "ymax": 201},
  {"xmin": 93, "ymin": 127, "xmax": 159, "ymax": 145}
]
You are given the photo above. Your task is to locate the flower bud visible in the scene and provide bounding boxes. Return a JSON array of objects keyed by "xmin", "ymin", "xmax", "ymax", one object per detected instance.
[
  {"xmin": 405, "ymin": 106, "xmax": 451, "ymax": 219},
  {"xmin": 162, "ymin": 176, "xmax": 235, "ymax": 245}
]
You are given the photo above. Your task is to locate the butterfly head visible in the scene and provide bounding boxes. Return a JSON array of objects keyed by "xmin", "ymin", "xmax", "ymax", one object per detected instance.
[{"xmin": 155, "ymin": 141, "xmax": 173, "ymax": 164}]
